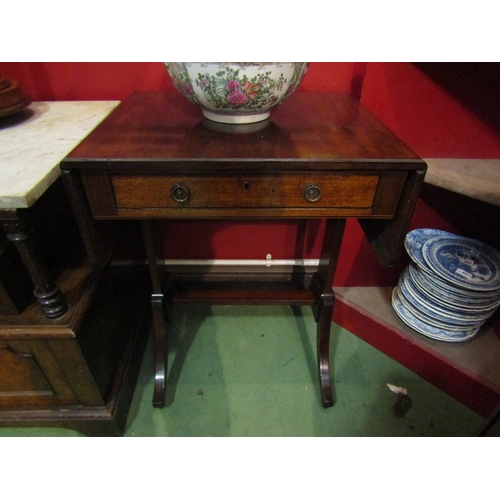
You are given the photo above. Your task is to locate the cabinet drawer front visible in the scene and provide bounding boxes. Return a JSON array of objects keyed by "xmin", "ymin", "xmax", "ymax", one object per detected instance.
[
  {"xmin": 0, "ymin": 343, "xmax": 54, "ymax": 401},
  {"xmin": 111, "ymin": 174, "xmax": 379, "ymax": 210}
]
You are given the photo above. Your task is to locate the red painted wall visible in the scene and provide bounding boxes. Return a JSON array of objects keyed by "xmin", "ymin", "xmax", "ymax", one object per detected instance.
[
  {"xmin": 360, "ymin": 62, "xmax": 500, "ymax": 158},
  {"xmin": 0, "ymin": 62, "xmax": 364, "ymax": 101}
]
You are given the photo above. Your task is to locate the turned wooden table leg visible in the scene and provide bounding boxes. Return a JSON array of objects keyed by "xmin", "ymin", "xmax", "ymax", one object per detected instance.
[
  {"xmin": 1, "ymin": 210, "xmax": 68, "ymax": 319},
  {"xmin": 141, "ymin": 220, "xmax": 168, "ymax": 408},
  {"xmin": 310, "ymin": 218, "xmax": 346, "ymax": 408}
]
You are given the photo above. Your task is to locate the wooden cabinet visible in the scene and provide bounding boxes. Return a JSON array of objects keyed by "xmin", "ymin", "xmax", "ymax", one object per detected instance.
[
  {"xmin": 0, "ymin": 172, "xmax": 150, "ymax": 437},
  {"xmin": 0, "ymin": 100, "xmax": 148, "ymax": 436},
  {"xmin": 0, "ymin": 340, "xmax": 60, "ymax": 403},
  {"xmin": 0, "ymin": 258, "xmax": 151, "ymax": 436},
  {"xmin": 0, "ymin": 338, "xmax": 102, "ymax": 408}
]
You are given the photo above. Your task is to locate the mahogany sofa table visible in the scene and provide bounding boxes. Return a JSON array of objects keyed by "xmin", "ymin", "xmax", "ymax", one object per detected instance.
[{"xmin": 61, "ymin": 91, "xmax": 426, "ymax": 409}]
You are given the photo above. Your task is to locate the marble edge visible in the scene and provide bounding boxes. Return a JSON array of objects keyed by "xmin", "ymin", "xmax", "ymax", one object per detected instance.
[
  {"xmin": 0, "ymin": 100, "xmax": 120, "ymax": 209},
  {"xmin": 423, "ymin": 158, "xmax": 500, "ymax": 207},
  {"xmin": 0, "ymin": 166, "xmax": 61, "ymax": 209}
]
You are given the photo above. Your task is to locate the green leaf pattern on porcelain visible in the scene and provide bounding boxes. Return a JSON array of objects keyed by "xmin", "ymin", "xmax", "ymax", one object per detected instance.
[
  {"xmin": 165, "ymin": 62, "xmax": 204, "ymax": 106},
  {"xmin": 195, "ymin": 65, "xmax": 286, "ymax": 110},
  {"xmin": 166, "ymin": 62, "xmax": 307, "ymax": 112}
]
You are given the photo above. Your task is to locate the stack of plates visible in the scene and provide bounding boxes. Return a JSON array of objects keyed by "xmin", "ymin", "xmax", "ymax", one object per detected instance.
[{"xmin": 392, "ymin": 228, "xmax": 500, "ymax": 342}]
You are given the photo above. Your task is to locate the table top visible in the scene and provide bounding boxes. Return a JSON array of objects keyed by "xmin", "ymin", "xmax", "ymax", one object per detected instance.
[
  {"xmin": 0, "ymin": 100, "xmax": 119, "ymax": 209},
  {"xmin": 64, "ymin": 92, "xmax": 423, "ymax": 169}
]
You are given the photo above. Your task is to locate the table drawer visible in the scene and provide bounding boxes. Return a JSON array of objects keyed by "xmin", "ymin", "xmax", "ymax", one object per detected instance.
[{"xmin": 111, "ymin": 174, "xmax": 379, "ymax": 210}]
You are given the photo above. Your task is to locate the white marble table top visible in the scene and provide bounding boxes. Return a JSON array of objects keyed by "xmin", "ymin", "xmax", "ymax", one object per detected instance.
[{"xmin": 0, "ymin": 100, "xmax": 119, "ymax": 209}]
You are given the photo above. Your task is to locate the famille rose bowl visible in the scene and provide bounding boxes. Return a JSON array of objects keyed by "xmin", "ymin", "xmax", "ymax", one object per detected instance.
[{"xmin": 164, "ymin": 62, "xmax": 309, "ymax": 124}]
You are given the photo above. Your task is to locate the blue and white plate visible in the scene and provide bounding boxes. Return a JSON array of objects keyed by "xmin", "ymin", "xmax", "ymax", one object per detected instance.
[
  {"xmin": 396, "ymin": 279, "xmax": 483, "ymax": 332},
  {"xmin": 422, "ymin": 234, "xmax": 500, "ymax": 292},
  {"xmin": 395, "ymin": 280, "xmax": 476, "ymax": 332},
  {"xmin": 391, "ymin": 287, "xmax": 480, "ymax": 342},
  {"xmin": 408, "ymin": 264, "xmax": 500, "ymax": 312},
  {"xmin": 404, "ymin": 228, "xmax": 454, "ymax": 270},
  {"xmin": 417, "ymin": 265, "xmax": 500, "ymax": 300},
  {"xmin": 394, "ymin": 229, "xmax": 500, "ymax": 341},
  {"xmin": 400, "ymin": 269, "xmax": 494, "ymax": 324}
]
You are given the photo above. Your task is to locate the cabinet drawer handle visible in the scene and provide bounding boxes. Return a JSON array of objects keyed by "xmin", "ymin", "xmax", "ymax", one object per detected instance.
[
  {"xmin": 303, "ymin": 184, "xmax": 322, "ymax": 203},
  {"xmin": 171, "ymin": 184, "xmax": 190, "ymax": 203}
]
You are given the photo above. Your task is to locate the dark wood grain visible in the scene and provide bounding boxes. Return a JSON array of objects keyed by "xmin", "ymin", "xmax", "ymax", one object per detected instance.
[
  {"xmin": 112, "ymin": 173, "xmax": 379, "ymax": 209},
  {"xmin": 64, "ymin": 92, "xmax": 421, "ymax": 162},
  {"xmin": 0, "ymin": 264, "xmax": 151, "ymax": 436}
]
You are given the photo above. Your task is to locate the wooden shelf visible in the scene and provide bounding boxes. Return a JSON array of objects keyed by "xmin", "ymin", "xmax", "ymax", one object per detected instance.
[
  {"xmin": 423, "ymin": 158, "xmax": 500, "ymax": 207},
  {"xmin": 171, "ymin": 280, "xmax": 316, "ymax": 306},
  {"xmin": 333, "ymin": 286, "xmax": 500, "ymax": 418}
]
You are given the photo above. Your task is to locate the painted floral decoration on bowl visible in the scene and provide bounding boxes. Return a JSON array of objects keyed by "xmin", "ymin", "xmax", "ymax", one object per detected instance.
[{"xmin": 164, "ymin": 62, "xmax": 308, "ymax": 124}]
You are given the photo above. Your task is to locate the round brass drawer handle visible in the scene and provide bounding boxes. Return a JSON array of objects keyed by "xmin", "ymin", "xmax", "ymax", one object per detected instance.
[
  {"xmin": 171, "ymin": 184, "xmax": 189, "ymax": 203},
  {"xmin": 303, "ymin": 184, "xmax": 322, "ymax": 203}
]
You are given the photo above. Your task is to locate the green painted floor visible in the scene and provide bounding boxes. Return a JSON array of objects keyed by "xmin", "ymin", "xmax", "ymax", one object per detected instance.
[{"xmin": 0, "ymin": 305, "xmax": 486, "ymax": 437}]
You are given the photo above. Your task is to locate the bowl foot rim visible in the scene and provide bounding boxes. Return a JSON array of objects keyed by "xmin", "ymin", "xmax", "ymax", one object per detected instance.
[{"xmin": 202, "ymin": 109, "xmax": 271, "ymax": 125}]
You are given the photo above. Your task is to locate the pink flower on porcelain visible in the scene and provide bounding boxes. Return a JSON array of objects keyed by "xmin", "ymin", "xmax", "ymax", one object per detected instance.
[
  {"xmin": 226, "ymin": 80, "xmax": 241, "ymax": 91},
  {"xmin": 198, "ymin": 78, "xmax": 209, "ymax": 90},
  {"xmin": 227, "ymin": 90, "xmax": 248, "ymax": 106},
  {"xmin": 267, "ymin": 95, "xmax": 279, "ymax": 106}
]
